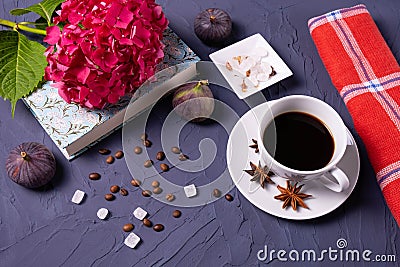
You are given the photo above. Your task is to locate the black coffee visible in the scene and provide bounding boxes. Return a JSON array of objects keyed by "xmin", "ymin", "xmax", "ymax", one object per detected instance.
[{"xmin": 263, "ymin": 111, "xmax": 334, "ymax": 171}]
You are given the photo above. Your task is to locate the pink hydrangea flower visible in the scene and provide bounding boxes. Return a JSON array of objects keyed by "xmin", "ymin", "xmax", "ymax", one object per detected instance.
[{"xmin": 44, "ymin": 0, "xmax": 168, "ymax": 109}]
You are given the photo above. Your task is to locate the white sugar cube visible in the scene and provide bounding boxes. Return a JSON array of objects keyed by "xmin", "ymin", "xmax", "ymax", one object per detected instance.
[
  {"xmin": 71, "ymin": 190, "xmax": 85, "ymax": 204},
  {"xmin": 124, "ymin": 232, "xmax": 141, "ymax": 249},
  {"xmin": 133, "ymin": 207, "xmax": 147, "ymax": 220},
  {"xmin": 184, "ymin": 184, "xmax": 197, "ymax": 198},
  {"xmin": 97, "ymin": 208, "xmax": 109, "ymax": 220}
]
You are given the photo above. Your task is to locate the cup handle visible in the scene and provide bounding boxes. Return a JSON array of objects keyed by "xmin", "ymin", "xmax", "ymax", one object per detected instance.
[{"xmin": 319, "ymin": 167, "xmax": 350, "ymax": 193}]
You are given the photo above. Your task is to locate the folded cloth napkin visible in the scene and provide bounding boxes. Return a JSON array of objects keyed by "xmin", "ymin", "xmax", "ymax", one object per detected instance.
[{"xmin": 308, "ymin": 4, "xmax": 400, "ymax": 224}]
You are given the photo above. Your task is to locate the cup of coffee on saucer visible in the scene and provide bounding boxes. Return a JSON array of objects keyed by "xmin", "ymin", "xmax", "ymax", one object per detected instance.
[{"xmin": 258, "ymin": 95, "xmax": 350, "ymax": 192}]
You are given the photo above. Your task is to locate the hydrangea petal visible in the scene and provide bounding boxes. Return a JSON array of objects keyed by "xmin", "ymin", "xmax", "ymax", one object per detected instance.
[
  {"xmin": 79, "ymin": 86, "xmax": 90, "ymax": 99},
  {"xmin": 88, "ymin": 92, "xmax": 102, "ymax": 107},
  {"xmin": 104, "ymin": 2, "xmax": 122, "ymax": 25},
  {"xmin": 68, "ymin": 10, "xmax": 84, "ymax": 24},
  {"xmin": 44, "ymin": 26, "xmax": 61, "ymax": 45},
  {"xmin": 104, "ymin": 52, "xmax": 119, "ymax": 68},
  {"xmin": 108, "ymin": 93, "xmax": 120, "ymax": 104}
]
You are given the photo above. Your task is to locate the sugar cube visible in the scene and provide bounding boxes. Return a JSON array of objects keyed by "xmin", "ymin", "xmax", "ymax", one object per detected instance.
[
  {"xmin": 133, "ymin": 207, "xmax": 147, "ymax": 220},
  {"xmin": 184, "ymin": 184, "xmax": 197, "ymax": 198},
  {"xmin": 97, "ymin": 208, "xmax": 109, "ymax": 220},
  {"xmin": 124, "ymin": 232, "xmax": 141, "ymax": 249},
  {"xmin": 71, "ymin": 190, "xmax": 85, "ymax": 204}
]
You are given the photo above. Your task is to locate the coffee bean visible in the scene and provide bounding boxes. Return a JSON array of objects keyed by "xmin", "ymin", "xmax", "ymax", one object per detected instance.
[
  {"xmin": 143, "ymin": 218, "xmax": 152, "ymax": 227},
  {"xmin": 89, "ymin": 172, "xmax": 101, "ymax": 180},
  {"xmin": 153, "ymin": 187, "xmax": 162, "ymax": 194},
  {"xmin": 140, "ymin": 133, "xmax": 148, "ymax": 141},
  {"xmin": 151, "ymin": 180, "xmax": 160, "ymax": 188},
  {"xmin": 171, "ymin": 146, "xmax": 180, "ymax": 154},
  {"xmin": 120, "ymin": 188, "xmax": 128, "ymax": 196},
  {"xmin": 225, "ymin": 194, "xmax": 233, "ymax": 202},
  {"xmin": 178, "ymin": 154, "xmax": 188, "ymax": 161},
  {"xmin": 134, "ymin": 146, "xmax": 142, "ymax": 154},
  {"xmin": 142, "ymin": 190, "xmax": 152, "ymax": 197},
  {"xmin": 98, "ymin": 148, "xmax": 111, "ymax": 155},
  {"xmin": 123, "ymin": 223, "xmax": 134, "ymax": 232},
  {"xmin": 144, "ymin": 160, "xmax": 153, "ymax": 168},
  {"xmin": 156, "ymin": 151, "xmax": 165, "ymax": 161},
  {"xmin": 110, "ymin": 185, "xmax": 120, "ymax": 193},
  {"xmin": 106, "ymin": 156, "xmax": 115, "ymax": 164},
  {"xmin": 160, "ymin": 163, "xmax": 169, "ymax": 172},
  {"xmin": 143, "ymin": 140, "xmax": 152, "ymax": 147},
  {"xmin": 153, "ymin": 224, "xmax": 164, "ymax": 232},
  {"xmin": 115, "ymin": 150, "xmax": 124, "ymax": 159},
  {"xmin": 105, "ymin": 194, "xmax": 115, "ymax": 201},
  {"xmin": 172, "ymin": 210, "xmax": 181, "ymax": 218},
  {"xmin": 166, "ymin": 193, "xmax": 175, "ymax": 202},
  {"xmin": 213, "ymin": 189, "xmax": 221, "ymax": 198},
  {"xmin": 130, "ymin": 179, "xmax": 141, "ymax": 187}
]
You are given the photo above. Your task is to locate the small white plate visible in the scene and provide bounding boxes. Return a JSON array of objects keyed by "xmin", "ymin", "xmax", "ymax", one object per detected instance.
[
  {"xmin": 226, "ymin": 101, "xmax": 360, "ymax": 220},
  {"xmin": 209, "ymin": 34, "xmax": 293, "ymax": 99}
]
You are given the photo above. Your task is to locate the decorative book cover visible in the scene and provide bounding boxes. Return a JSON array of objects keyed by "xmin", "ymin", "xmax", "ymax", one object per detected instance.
[{"xmin": 23, "ymin": 28, "xmax": 200, "ymax": 160}]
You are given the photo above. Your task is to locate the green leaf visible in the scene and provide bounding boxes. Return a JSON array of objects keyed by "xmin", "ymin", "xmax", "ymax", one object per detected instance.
[
  {"xmin": 0, "ymin": 31, "xmax": 47, "ymax": 117},
  {"xmin": 34, "ymin": 17, "xmax": 50, "ymax": 30},
  {"xmin": 10, "ymin": 0, "xmax": 64, "ymax": 25}
]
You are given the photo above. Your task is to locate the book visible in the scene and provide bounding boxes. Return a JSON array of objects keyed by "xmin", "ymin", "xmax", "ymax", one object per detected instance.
[{"xmin": 23, "ymin": 28, "xmax": 200, "ymax": 160}]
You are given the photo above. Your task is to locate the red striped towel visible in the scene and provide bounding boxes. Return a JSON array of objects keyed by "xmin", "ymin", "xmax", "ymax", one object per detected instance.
[{"xmin": 308, "ymin": 4, "xmax": 400, "ymax": 225}]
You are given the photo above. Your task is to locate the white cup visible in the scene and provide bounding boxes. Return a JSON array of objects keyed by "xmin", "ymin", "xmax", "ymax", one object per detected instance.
[{"xmin": 258, "ymin": 95, "xmax": 350, "ymax": 192}]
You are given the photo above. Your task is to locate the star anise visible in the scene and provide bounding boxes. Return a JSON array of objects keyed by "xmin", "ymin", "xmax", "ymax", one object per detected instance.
[
  {"xmin": 274, "ymin": 181, "xmax": 312, "ymax": 211},
  {"xmin": 249, "ymin": 138, "xmax": 259, "ymax": 153},
  {"xmin": 244, "ymin": 161, "xmax": 274, "ymax": 188}
]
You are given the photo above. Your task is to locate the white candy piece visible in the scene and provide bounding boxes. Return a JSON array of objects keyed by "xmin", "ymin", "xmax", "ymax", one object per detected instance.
[
  {"xmin": 184, "ymin": 184, "xmax": 197, "ymax": 198},
  {"xmin": 239, "ymin": 57, "xmax": 256, "ymax": 71},
  {"xmin": 257, "ymin": 73, "xmax": 269, "ymax": 82},
  {"xmin": 260, "ymin": 61, "xmax": 272, "ymax": 73},
  {"xmin": 71, "ymin": 190, "xmax": 85, "ymax": 204},
  {"xmin": 133, "ymin": 207, "xmax": 147, "ymax": 220},
  {"xmin": 97, "ymin": 208, "xmax": 109, "ymax": 220},
  {"xmin": 124, "ymin": 232, "xmax": 141, "ymax": 249},
  {"xmin": 227, "ymin": 53, "xmax": 275, "ymax": 90},
  {"xmin": 247, "ymin": 75, "xmax": 259, "ymax": 87},
  {"xmin": 251, "ymin": 64, "xmax": 263, "ymax": 74},
  {"xmin": 227, "ymin": 58, "xmax": 240, "ymax": 72}
]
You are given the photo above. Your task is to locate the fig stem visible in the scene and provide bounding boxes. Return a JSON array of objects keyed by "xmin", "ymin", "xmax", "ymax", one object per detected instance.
[
  {"xmin": 20, "ymin": 151, "xmax": 30, "ymax": 160},
  {"xmin": 199, "ymin": 80, "xmax": 209, "ymax": 86},
  {"xmin": 210, "ymin": 15, "xmax": 216, "ymax": 23},
  {"xmin": 194, "ymin": 80, "xmax": 209, "ymax": 91}
]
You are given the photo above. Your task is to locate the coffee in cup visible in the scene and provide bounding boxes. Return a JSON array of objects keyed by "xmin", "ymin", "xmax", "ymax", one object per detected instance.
[
  {"xmin": 263, "ymin": 111, "xmax": 334, "ymax": 171},
  {"xmin": 258, "ymin": 95, "xmax": 350, "ymax": 192}
]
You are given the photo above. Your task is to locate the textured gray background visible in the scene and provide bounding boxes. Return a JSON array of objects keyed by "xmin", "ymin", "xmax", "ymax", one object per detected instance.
[{"xmin": 0, "ymin": 0, "xmax": 399, "ymax": 266}]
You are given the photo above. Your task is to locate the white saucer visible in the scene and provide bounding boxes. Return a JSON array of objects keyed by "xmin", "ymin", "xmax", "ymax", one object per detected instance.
[{"xmin": 226, "ymin": 101, "xmax": 360, "ymax": 220}]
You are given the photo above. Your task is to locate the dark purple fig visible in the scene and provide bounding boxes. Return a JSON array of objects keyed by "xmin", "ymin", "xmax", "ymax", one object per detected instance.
[
  {"xmin": 172, "ymin": 80, "xmax": 214, "ymax": 122},
  {"xmin": 6, "ymin": 142, "xmax": 56, "ymax": 188},
  {"xmin": 194, "ymin": 8, "xmax": 232, "ymax": 44}
]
